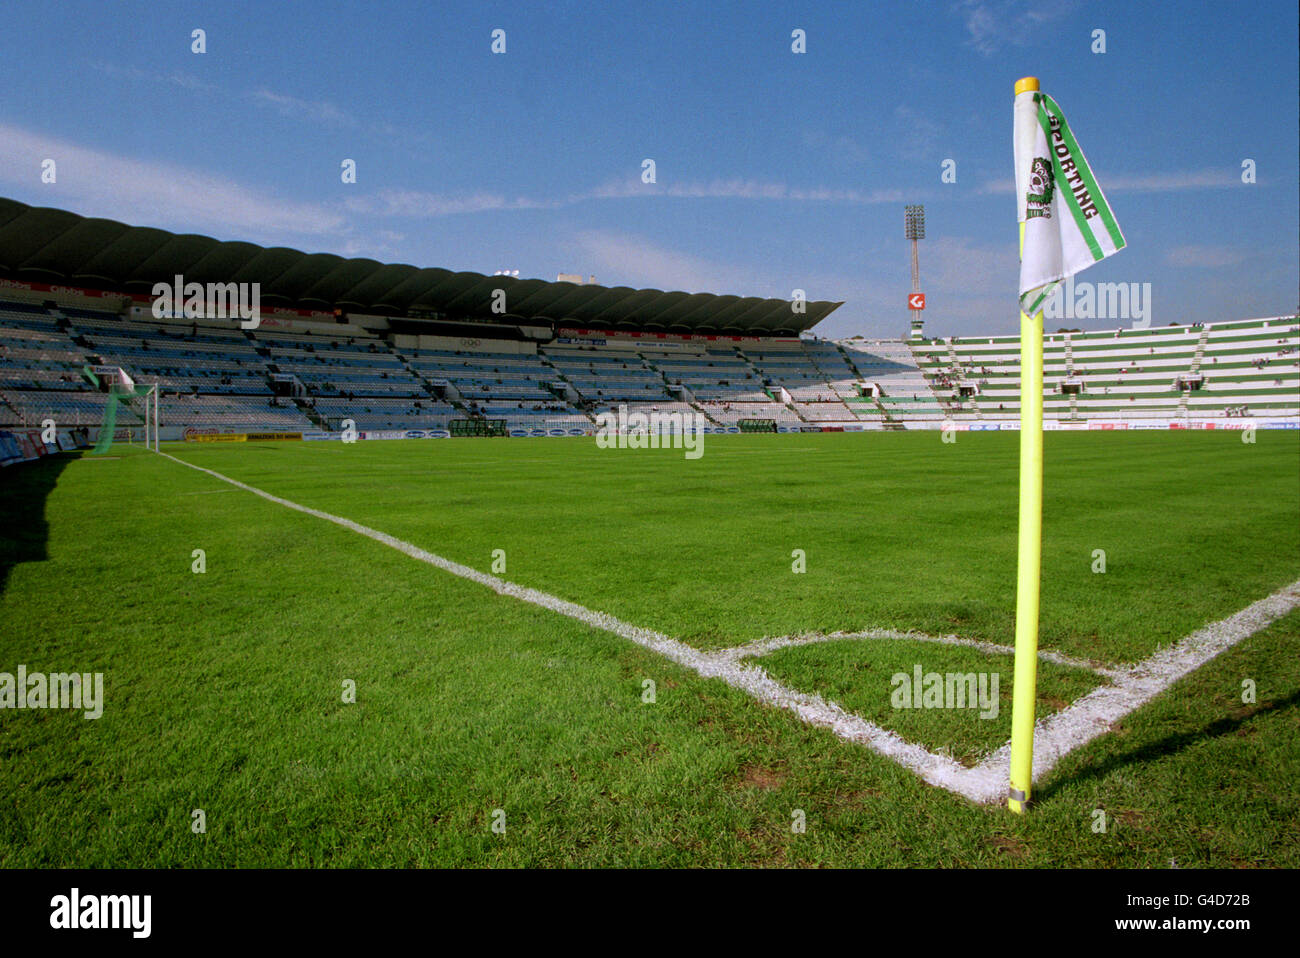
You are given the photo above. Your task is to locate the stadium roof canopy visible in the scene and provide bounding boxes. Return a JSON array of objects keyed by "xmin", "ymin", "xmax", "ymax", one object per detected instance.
[{"xmin": 0, "ymin": 198, "xmax": 842, "ymax": 335}]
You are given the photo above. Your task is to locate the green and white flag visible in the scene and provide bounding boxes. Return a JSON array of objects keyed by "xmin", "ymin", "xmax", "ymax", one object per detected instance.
[{"xmin": 1015, "ymin": 90, "xmax": 1125, "ymax": 315}]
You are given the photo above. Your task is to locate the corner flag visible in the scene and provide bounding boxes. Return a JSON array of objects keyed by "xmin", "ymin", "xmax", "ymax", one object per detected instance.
[
  {"xmin": 1008, "ymin": 77, "xmax": 1124, "ymax": 814},
  {"xmin": 1015, "ymin": 85, "xmax": 1126, "ymax": 315}
]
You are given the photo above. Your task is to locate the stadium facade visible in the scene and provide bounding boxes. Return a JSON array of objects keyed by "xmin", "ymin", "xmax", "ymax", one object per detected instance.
[{"xmin": 1, "ymin": 198, "xmax": 1296, "ymax": 457}]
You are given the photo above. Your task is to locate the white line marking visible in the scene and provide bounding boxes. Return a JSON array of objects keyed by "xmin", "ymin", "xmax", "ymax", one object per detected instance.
[
  {"xmin": 973, "ymin": 579, "xmax": 1300, "ymax": 794},
  {"xmin": 153, "ymin": 449, "xmax": 1300, "ymax": 805},
  {"xmin": 155, "ymin": 450, "xmax": 976, "ymax": 795},
  {"xmin": 725, "ymin": 628, "xmax": 1123, "ymax": 679}
]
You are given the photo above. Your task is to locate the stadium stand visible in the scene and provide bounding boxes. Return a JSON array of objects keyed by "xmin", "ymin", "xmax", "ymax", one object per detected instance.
[
  {"xmin": 0, "ymin": 197, "xmax": 1295, "ymax": 439},
  {"xmin": 4, "ymin": 291, "xmax": 1297, "ymax": 435},
  {"xmin": 911, "ymin": 317, "xmax": 1300, "ymax": 422}
]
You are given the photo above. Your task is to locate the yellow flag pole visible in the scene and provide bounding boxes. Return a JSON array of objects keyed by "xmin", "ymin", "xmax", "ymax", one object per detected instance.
[{"xmin": 1008, "ymin": 75, "xmax": 1043, "ymax": 814}]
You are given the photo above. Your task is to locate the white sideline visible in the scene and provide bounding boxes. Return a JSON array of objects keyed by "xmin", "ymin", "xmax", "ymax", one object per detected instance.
[{"xmin": 155, "ymin": 450, "xmax": 1300, "ymax": 804}]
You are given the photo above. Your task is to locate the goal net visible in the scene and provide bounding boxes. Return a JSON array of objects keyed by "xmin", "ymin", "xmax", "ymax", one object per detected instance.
[{"xmin": 82, "ymin": 365, "xmax": 157, "ymax": 454}]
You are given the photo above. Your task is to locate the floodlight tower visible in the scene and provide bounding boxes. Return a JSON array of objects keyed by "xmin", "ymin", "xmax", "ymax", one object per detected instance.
[{"xmin": 904, "ymin": 204, "xmax": 926, "ymax": 340}]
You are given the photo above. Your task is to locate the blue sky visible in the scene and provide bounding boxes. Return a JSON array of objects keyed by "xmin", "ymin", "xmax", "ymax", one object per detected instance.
[{"xmin": 1, "ymin": 0, "xmax": 1296, "ymax": 338}]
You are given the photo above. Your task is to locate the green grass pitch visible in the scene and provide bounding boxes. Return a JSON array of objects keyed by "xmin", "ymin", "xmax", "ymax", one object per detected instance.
[{"xmin": 1, "ymin": 430, "xmax": 1297, "ymax": 867}]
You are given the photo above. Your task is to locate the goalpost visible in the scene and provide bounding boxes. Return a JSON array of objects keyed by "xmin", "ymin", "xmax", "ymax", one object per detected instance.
[
  {"xmin": 139, "ymin": 382, "xmax": 159, "ymax": 453},
  {"xmin": 83, "ymin": 365, "xmax": 158, "ymax": 453}
]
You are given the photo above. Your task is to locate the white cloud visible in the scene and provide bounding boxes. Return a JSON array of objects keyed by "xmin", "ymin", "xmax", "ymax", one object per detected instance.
[
  {"xmin": 567, "ymin": 231, "xmax": 895, "ymax": 320},
  {"xmin": 826, "ymin": 237, "xmax": 1022, "ymax": 339},
  {"xmin": 1105, "ymin": 170, "xmax": 1243, "ymax": 192},
  {"xmin": 0, "ymin": 117, "xmax": 908, "ymax": 261},
  {"xmin": 84, "ymin": 68, "xmax": 434, "ymax": 148},
  {"xmin": 345, "ymin": 189, "xmax": 553, "ymax": 218},
  {"xmin": 570, "ymin": 230, "xmax": 768, "ymax": 294},
  {"xmin": 926, "ymin": 236, "xmax": 1018, "ymax": 296},
  {"xmin": 249, "ymin": 89, "xmax": 353, "ymax": 126},
  {"xmin": 246, "ymin": 88, "xmax": 435, "ymax": 147},
  {"xmin": 580, "ymin": 176, "xmax": 904, "ymax": 206},
  {"xmin": 1164, "ymin": 245, "xmax": 1247, "ymax": 269},
  {"xmin": 0, "ymin": 121, "xmax": 345, "ymax": 241},
  {"xmin": 558, "ymin": 230, "xmax": 1037, "ymax": 339},
  {"xmin": 87, "ymin": 61, "xmax": 215, "ymax": 93},
  {"xmin": 342, "ymin": 176, "xmax": 908, "ymax": 221},
  {"xmin": 954, "ymin": 0, "xmax": 1076, "ymax": 56}
]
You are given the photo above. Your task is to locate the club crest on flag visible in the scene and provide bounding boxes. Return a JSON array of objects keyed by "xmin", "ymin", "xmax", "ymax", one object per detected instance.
[{"xmin": 1026, "ymin": 157, "xmax": 1054, "ymax": 218}]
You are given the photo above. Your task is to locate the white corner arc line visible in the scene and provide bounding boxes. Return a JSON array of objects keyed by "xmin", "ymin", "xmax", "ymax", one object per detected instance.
[
  {"xmin": 724, "ymin": 629, "xmax": 1123, "ymax": 679},
  {"xmin": 154, "ymin": 450, "xmax": 1300, "ymax": 805}
]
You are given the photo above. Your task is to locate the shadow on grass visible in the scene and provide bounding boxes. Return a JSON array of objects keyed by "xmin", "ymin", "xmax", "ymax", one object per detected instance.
[
  {"xmin": 0, "ymin": 451, "xmax": 80, "ymax": 598},
  {"xmin": 1036, "ymin": 689, "xmax": 1300, "ymax": 801}
]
